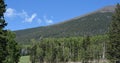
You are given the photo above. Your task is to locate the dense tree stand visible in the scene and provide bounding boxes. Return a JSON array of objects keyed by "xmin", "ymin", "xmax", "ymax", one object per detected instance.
[{"xmin": 107, "ymin": 3, "xmax": 120, "ymax": 63}]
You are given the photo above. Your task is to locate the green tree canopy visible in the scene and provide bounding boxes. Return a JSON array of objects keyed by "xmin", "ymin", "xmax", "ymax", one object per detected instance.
[
  {"xmin": 107, "ymin": 3, "xmax": 120, "ymax": 62},
  {"xmin": 0, "ymin": 0, "xmax": 21, "ymax": 63}
]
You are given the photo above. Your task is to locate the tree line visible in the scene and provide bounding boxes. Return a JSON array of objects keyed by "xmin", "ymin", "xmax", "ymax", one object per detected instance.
[{"xmin": 29, "ymin": 35, "xmax": 108, "ymax": 63}]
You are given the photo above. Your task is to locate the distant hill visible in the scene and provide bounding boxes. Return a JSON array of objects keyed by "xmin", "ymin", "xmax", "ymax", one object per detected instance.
[{"xmin": 15, "ymin": 5, "xmax": 115, "ymax": 44}]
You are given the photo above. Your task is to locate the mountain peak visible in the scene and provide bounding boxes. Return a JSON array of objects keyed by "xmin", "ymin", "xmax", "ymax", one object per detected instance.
[{"xmin": 98, "ymin": 5, "xmax": 115, "ymax": 13}]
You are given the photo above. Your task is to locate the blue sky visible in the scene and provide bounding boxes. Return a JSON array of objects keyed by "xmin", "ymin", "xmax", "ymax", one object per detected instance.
[{"xmin": 5, "ymin": 0, "xmax": 120, "ymax": 31}]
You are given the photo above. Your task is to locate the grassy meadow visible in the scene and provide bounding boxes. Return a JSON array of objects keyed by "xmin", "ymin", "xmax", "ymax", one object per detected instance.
[{"xmin": 19, "ymin": 56, "xmax": 30, "ymax": 63}]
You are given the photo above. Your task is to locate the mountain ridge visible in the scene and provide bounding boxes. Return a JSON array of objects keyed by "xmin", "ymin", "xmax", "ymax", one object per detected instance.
[
  {"xmin": 15, "ymin": 5, "xmax": 115, "ymax": 44},
  {"xmin": 48, "ymin": 5, "xmax": 115, "ymax": 27}
]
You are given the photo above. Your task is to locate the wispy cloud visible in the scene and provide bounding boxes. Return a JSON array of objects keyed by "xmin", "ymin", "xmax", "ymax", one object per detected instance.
[
  {"xmin": 5, "ymin": 8, "xmax": 16, "ymax": 17},
  {"xmin": 22, "ymin": 12, "xmax": 37, "ymax": 23},
  {"xmin": 18, "ymin": 10, "xmax": 37, "ymax": 23},
  {"xmin": 5, "ymin": 8, "xmax": 37, "ymax": 23},
  {"xmin": 25, "ymin": 13, "xmax": 37, "ymax": 23},
  {"xmin": 5, "ymin": 8, "xmax": 54, "ymax": 25},
  {"xmin": 46, "ymin": 19, "xmax": 53, "ymax": 24},
  {"xmin": 44, "ymin": 15, "xmax": 53, "ymax": 24},
  {"xmin": 19, "ymin": 10, "xmax": 28, "ymax": 18}
]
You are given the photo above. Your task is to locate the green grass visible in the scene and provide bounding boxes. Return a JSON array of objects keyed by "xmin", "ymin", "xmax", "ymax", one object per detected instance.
[{"xmin": 19, "ymin": 56, "xmax": 30, "ymax": 63}]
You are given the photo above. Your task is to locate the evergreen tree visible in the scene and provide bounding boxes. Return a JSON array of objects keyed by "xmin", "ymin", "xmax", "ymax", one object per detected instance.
[
  {"xmin": 4, "ymin": 31, "xmax": 21, "ymax": 63},
  {"xmin": 81, "ymin": 36, "xmax": 91, "ymax": 63},
  {"xmin": 107, "ymin": 3, "xmax": 120, "ymax": 62},
  {"xmin": 0, "ymin": 0, "xmax": 21, "ymax": 63},
  {"xmin": 0, "ymin": 30, "xmax": 7, "ymax": 63},
  {"xmin": 0, "ymin": 0, "xmax": 8, "ymax": 62}
]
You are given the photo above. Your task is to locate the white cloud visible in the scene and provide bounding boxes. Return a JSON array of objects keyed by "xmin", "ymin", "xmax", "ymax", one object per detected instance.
[
  {"xmin": 5, "ymin": 8, "xmax": 37, "ymax": 23},
  {"xmin": 5, "ymin": 8, "xmax": 54, "ymax": 24},
  {"xmin": 19, "ymin": 10, "xmax": 37, "ymax": 23},
  {"xmin": 46, "ymin": 19, "xmax": 53, "ymax": 24},
  {"xmin": 44, "ymin": 15, "xmax": 53, "ymax": 24},
  {"xmin": 5, "ymin": 8, "xmax": 16, "ymax": 17},
  {"xmin": 25, "ymin": 13, "xmax": 37, "ymax": 23}
]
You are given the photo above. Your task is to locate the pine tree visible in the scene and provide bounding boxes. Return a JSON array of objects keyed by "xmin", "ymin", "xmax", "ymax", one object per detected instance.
[
  {"xmin": 107, "ymin": 3, "xmax": 120, "ymax": 63},
  {"xmin": 0, "ymin": 0, "xmax": 21, "ymax": 63},
  {"xmin": 0, "ymin": 0, "xmax": 7, "ymax": 62},
  {"xmin": 4, "ymin": 31, "xmax": 21, "ymax": 63}
]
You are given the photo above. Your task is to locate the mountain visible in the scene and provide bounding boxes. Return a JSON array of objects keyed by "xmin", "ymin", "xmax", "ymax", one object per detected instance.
[
  {"xmin": 15, "ymin": 5, "xmax": 115, "ymax": 44},
  {"xmin": 97, "ymin": 5, "xmax": 115, "ymax": 13}
]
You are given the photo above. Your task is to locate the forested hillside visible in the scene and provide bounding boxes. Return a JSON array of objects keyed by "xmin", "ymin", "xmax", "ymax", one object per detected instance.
[{"xmin": 15, "ymin": 6, "xmax": 114, "ymax": 44}]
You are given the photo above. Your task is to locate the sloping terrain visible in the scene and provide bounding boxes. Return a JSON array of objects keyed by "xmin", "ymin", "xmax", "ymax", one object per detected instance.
[{"xmin": 15, "ymin": 6, "xmax": 115, "ymax": 44}]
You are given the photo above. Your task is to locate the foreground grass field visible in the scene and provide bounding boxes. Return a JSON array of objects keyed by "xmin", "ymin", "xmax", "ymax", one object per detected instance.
[{"xmin": 19, "ymin": 56, "xmax": 30, "ymax": 63}]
